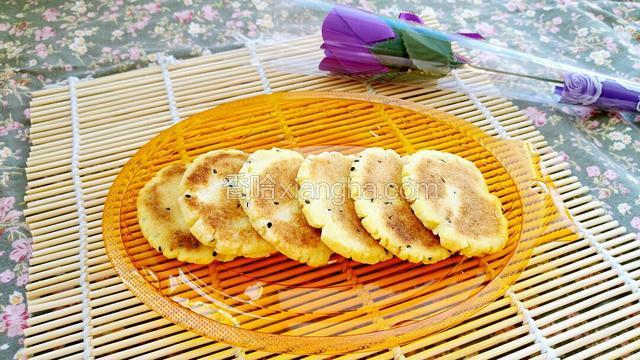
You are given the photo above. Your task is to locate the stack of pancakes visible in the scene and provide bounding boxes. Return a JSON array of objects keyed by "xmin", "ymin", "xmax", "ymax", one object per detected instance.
[{"xmin": 137, "ymin": 148, "xmax": 508, "ymax": 266}]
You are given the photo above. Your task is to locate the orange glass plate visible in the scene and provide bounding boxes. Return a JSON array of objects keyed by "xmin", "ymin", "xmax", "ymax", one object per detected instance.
[{"xmin": 103, "ymin": 92, "xmax": 574, "ymax": 354}]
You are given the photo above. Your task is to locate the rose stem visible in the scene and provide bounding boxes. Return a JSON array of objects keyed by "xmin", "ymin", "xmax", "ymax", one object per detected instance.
[{"xmin": 466, "ymin": 63, "xmax": 564, "ymax": 84}]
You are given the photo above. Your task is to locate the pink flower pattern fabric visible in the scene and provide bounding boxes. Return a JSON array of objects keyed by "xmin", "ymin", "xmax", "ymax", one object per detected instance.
[{"xmin": 2, "ymin": 304, "xmax": 28, "ymax": 338}]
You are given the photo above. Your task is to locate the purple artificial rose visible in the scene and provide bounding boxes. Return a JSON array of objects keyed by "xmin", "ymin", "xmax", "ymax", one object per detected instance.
[
  {"xmin": 319, "ymin": 5, "xmax": 479, "ymax": 76},
  {"xmin": 555, "ymin": 72, "xmax": 640, "ymax": 112},
  {"xmin": 319, "ymin": 6, "xmax": 396, "ymax": 75},
  {"xmin": 559, "ymin": 73, "xmax": 603, "ymax": 105}
]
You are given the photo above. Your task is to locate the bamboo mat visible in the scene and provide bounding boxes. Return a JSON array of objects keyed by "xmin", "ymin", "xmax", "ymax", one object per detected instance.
[{"xmin": 24, "ymin": 21, "xmax": 640, "ymax": 359}]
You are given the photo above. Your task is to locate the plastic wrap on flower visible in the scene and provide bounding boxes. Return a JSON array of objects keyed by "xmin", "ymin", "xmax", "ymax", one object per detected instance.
[
  {"xmin": 319, "ymin": 5, "xmax": 465, "ymax": 76},
  {"xmin": 270, "ymin": 0, "xmax": 640, "ymax": 114},
  {"xmin": 555, "ymin": 73, "xmax": 640, "ymax": 112}
]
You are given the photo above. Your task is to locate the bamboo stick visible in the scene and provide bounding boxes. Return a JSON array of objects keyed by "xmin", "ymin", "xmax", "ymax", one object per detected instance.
[
  {"xmin": 29, "ymin": 343, "xmax": 83, "ymax": 360},
  {"xmin": 584, "ymin": 331, "xmax": 640, "ymax": 359},
  {"xmin": 28, "ymin": 303, "xmax": 83, "ymax": 327}
]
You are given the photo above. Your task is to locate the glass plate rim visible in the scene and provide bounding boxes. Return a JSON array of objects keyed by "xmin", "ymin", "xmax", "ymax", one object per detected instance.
[{"xmin": 102, "ymin": 91, "xmax": 537, "ymax": 354}]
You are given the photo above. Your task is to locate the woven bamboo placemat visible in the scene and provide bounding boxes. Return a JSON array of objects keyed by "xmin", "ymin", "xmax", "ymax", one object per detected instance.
[{"xmin": 24, "ymin": 22, "xmax": 640, "ymax": 359}]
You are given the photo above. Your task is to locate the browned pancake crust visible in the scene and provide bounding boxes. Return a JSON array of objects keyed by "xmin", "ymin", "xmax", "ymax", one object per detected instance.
[
  {"xmin": 179, "ymin": 150, "xmax": 273, "ymax": 257},
  {"xmin": 239, "ymin": 149, "xmax": 332, "ymax": 266},
  {"xmin": 350, "ymin": 148, "xmax": 451, "ymax": 264},
  {"xmin": 137, "ymin": 163, "xmax": 219, "ymax": 264},
  {"xmin": 182, "ymin": 152, "xmax": 247, "ymax": 233},
  {"xmin": 297, "ymin": 152, "xmax": 391, "ymax": 264},
  {"xmin": 403, "ymin": 150, "xmax": 508, "ymax": 256}
]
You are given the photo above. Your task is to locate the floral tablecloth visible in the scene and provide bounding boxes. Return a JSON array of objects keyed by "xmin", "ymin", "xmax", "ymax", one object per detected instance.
[{"xmin": 0, "ymin": 0, "xmax": 638, "ymax": 358}]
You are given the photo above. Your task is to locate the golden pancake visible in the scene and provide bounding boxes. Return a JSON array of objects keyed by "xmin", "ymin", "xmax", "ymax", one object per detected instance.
[
  {"xmin": 239, "ymin": 148, "xmax": 333, "ymax": 266},
  {"xmin": 402, "ymin": 150, "xmax": 508, "ymax": 257},
  {"xmin": 297, "ymin": 152, "xmax": 392, "ymax": 264},
  {"xmin": 137, "ymin": 163, "xmax": 230, "ymax": 264},
  {"xmin": 178, "ymin": 150, "xmax": 274, "ymax": 258},
  {"xmin": 350, "ymin": 148, "xmax": 451, "ymax": 264}
]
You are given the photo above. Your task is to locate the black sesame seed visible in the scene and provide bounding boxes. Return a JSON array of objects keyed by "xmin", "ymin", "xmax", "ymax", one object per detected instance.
[
  {"xmin": 350, "ymin": 167, "xmax": 355, "ymax": 171},
  {"xmin": 384, "ymin": 201, "xmax": 391, "ymax": 205},
  {"xmin": 166, "ymin": 208, "xmax": 170, "ymax": 211},
  {"xmin": 236, "ymin": 203, "xmax": 241, "ymax": 208},
  {"xmin": 354, "ymin": 159, "xmax": 359, "ymax": 162},
  {"xmin": 213, "ymin": 251, "xmax": 218, "ymax": 256},
  {"xmin": 440, "ymin": 177, "xmax": 445, "ymax": 183},
  {"xmin": 327, "ymin": 208, "xmax": 331, "ymax": 211},
  {"xmin": 339, "ymin": 209, "xmax": 343, "ymax": 213},
  {"xmin": 158, "ymin": 246, "xmax": 162, "ymax": 252},
  {"xmin": 305, "ymin": 199, "xmax": 310, "ymax": 204},
  {"xmin": 185, "ymin": 194, "xmax": 191, "ymax": 198},
  {"xmin": 213, "ymin": 169, "xmax": 217, "ymax": 174},
  {"xmin": 428, "ymin": 257, "xmax": 432, "ymax": 260},
  {"xmin": 440, "ymin": 159, "xmax": 446, "ymax": 163},
  {"xmin": 267, "ymin": 222, "xmax": 272, "ymax": 228},
  {"xmin": 274, "ymin": 201, "xmax": 279, "ymax": 205},
  {"xmin": 388, "ymin": 215, "xmax": 392, "ymax": 219},
  {"xmin": 370, "ymin": 198, "xmax": 374, "ymax": 202},
  {"xmin": 407, "ymin": 245, "xmax": 412, "ymax": 248},
  {"xmin": 378, "ymin": 160, "xmax": 382, "ymax": 163}
]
